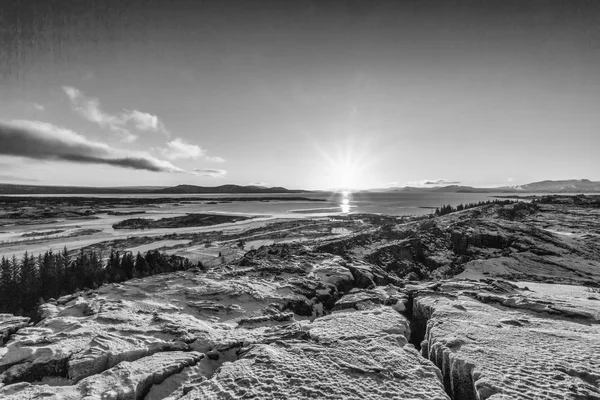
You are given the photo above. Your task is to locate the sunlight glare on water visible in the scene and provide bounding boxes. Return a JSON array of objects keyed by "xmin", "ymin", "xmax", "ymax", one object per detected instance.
[{"xmin": 340, "ymin": 193, "xmax": 351, "ymax": 213}]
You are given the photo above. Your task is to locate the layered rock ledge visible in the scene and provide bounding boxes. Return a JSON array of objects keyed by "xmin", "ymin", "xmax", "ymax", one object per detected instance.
[{"xmin": 412, "ymin": 281, "xmax": 600, "ymax": 400}]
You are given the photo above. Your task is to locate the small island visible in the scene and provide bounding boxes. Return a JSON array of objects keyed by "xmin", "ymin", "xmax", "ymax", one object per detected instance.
[{"xmin": 112, "ymin": 213, "xmax": 251, "ymax": 230}]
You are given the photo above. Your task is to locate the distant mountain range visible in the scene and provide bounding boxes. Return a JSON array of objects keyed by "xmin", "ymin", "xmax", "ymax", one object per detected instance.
[
  {"xmin": 367, "ymin": 179, "xmax": 600, "ymax": 194},
  {"xmin": 510, "ymin": 179, "xmax": 600, "ymax": 193},
  {"xmin": 0, "ymin": 184, "xmax": 165, "ymax": 195},
  {"xmin": 154, "ymin": 184, "xmax": 310, "ymax": 194},
  {"xmin": 367, "ymin": 185, "xmax": 509, "ymax": 194},
  {"xmin": 0, "ymin": 179, "xmax": 599, "ymax": 195},
  {"xmin": 0, "ymin": 183, "xmax": 310, "ymax": 195}
]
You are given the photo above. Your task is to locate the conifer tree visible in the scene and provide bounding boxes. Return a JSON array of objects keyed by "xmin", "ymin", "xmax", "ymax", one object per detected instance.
[
  {"xmin": 0, "ymin": 256, "xmax": 17, "ymax": 313},
  {"xmin": 55, "ymin": 249, "xmax": 68, "ymax": 297},
  {"xmin": 89, "ymin": 250, "xmax": 103, "ymax": 287},
  {"xmin": 121, "ymin": 252, "xmax": 135, "ymax": 279},
  {"xmin": 134, "ymin": 252, "xmax": 148, "ymax": 277},
  {"xmin": 20, "ymin": 252, "xmax": 40, "ymax": 314}
]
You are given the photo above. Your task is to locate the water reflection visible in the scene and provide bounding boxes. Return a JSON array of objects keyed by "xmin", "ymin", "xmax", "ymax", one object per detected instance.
[{"xmin": 340, "ymin": 193, "xmax": 351, "ymax": 213}]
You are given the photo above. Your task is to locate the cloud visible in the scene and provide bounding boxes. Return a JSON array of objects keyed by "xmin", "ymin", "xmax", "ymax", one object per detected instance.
[
  {"xmin": 193, "ymin": 168, "xmax": 227, "ymax": 178},
  {"xmin": 403, "ymin": 179, "xmax": 461, "ymax": 187},
  {"xmin": 160, "ymin": 140, "xmax": 224, "ymax": 163},
  {"xmin": 507, "ymin": 177, "xmax": 514, "ymax": 182},
  {"xmin": 162, "ymin": 138, "xmax": 205, "ymax": 160},
  {"xmin": 62, "ymin": 86, "xmax": 167, "ymax": 141},
  {"xmin": 0, "ymin": 120, "xmax": 183, "ymax": 173},
  {"xmin": 31, "ymin": 103, "xmax": 45, "ymax": 111},
  {"xmin": 123, "ymin": 110, "xmax": 161, "ymax": 131},
  {"xmin": 63, "ymin": 86, "xmax": 114, "ymax": 126},
  {"xmin": 62, "ymin": 86, "xmax": 131, "ymax": 140},
  {"xmin": 63, "ymin": 86, "xmax": 80, "ymax": 101},
  {"xmin": 109, "ymin": 126, "xmax": 138, "ymax": 143},
  {"xmin": 205, "ymin": 156, "xmax": 226, "ymax": 163},
  {"xmin": 248, "ymin": 181, "xmax": 268, "ymax": 187},
  {"xmin": 422, "ymin": 179, "xmax": 461, "ymax": 185}
]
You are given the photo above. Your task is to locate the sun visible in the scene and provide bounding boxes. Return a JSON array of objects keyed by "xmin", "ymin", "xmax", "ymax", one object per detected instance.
[
  {"xmin": 309, "ymin": 134, "xmax": 375, "ymax": 190},
  {"xmin": 319, "ymin": 145, "xmax": 367, "ymax": 190},
  {"xmin": 330, "ymin": 161, "xmax": 359, "ymax": 189}
]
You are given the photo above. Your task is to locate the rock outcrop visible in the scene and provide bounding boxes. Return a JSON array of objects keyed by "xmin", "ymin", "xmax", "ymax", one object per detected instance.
[
  {"xmin": 412, "ymin": 280, "xmax": 600, "ymax": 400},
  {"xmin": 316, "ymin": 201, "xmax": 600, "ymax": 286},
  {"xmin": 0, "ymin": 351, "xmax": 203, "ymax": 399},
  {"xmin": 176, "ymin": 307, "xmax": 449, "ymax": 400},
  {"xmin": 0, "ymin": 314, "xmax": 29, "ymax": 347}
]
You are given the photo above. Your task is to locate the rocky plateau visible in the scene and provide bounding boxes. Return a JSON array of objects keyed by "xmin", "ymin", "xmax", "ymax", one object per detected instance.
[{"xmin": 1, "ymin": 197, "xmax": 599, "ymax": 399}]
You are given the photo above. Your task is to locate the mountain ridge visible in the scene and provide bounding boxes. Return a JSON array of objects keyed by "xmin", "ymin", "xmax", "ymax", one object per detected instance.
[
  {"xmin": 153, "ymin": 184, "xmax": 310, "ymax": 194},
  {"xmin": 0, "ymin": 179, "xmax": 599, "ymax": 194},
  {"xmin": 368, "ymin": 179, "xmax": 600, "ymax": 193},
  {"xmin": 0, "ymin": 183, "xmax": 310, "ymax": 195}
]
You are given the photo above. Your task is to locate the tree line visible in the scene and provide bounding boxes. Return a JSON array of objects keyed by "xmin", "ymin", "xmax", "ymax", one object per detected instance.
[
  {"xmin": 434, "ymin": 199, "xmax": 516, "ymax": 216},
  {"xmin": 0, "ymin": 248, "xmax": 202, "ymax": 317}
]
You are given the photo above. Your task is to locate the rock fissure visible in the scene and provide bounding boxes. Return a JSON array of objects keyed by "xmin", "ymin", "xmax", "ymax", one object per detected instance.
[
  {"xmin": 411, "ymin": 296, "xmax": 478, "ymax": 400},
  {"xmin": 398, "ymin": 278, "xmax": 600, "ymax": 400},
  {"xmin": 135, "ymin": 353, "xmax": 204, "ymax": 400}
]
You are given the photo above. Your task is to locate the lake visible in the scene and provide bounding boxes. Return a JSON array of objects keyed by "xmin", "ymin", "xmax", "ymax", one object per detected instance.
[{"xmin": 2, "ymin": 191, "xmax": 527, "ymax": 217}]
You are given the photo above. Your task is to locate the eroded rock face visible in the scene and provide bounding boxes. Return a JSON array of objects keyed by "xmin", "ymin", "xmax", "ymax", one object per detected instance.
[
  {"xmin": 412, "ymin": 280, "xmax": 600, "ymax": 400},
  {"xmin": 316, "ymin": 201, "xmax": 600, "ymax": 285},
  {"xmin": 174, "ymin": 307, "xmax": 449, "ymax": 400},
  {"xmin": 333, "ymin": 285, "xmax": 408, "ymax": 312},
  {"xmin": 0, "ymin": 314, "xmax": 29, "ymax": 346},
  {"xmin": 0, "ymin": 351, "xmax": 203, "ymax": 400}
]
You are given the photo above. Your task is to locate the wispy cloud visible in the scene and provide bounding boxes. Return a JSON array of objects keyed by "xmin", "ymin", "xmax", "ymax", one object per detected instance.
[
  {"xmin": 206, "ymin": 156, "xmax": 226, "ymax": 163},
  {"xmin": 422, "ymin": 179, "xmax": 461, "ymax": 185},
  {"xmin": 122, "ymin": 109, "xmax": 161, "ymax": 131},
  {"xmin": 63, "ymin": 86, "xmax": 118, "ymax": 125},
  {"xmin": 162, "ymin": 138, "xmax": 205, "ymax": 160},
  {"xmin": 402, "ymin": 179, "xmax": 461, "ymax": 187},
  {"xmin": 249, "ymin": 181, "xmax": 268, "ymax": 186},
  {"xmin": 0, "ymin": 120, "xmax": 183, "ymax": 173},
  {"xmin": 112, "ymin": 127, "xmax": 139, "ymax": 143},
  {"xmin": 62, "ymin": 86, "xmax": 167, "ymax": 141},
  {"xmin": 193, "ymin": 168, "xmax": 227, "ymax": 178},
  {"xmin": 31, "ymin": 103, "xmax": 45, "ymax": 111},
  {"xmin": 160, "ymin": 139, "xmax": 226, "ymax": 162}
]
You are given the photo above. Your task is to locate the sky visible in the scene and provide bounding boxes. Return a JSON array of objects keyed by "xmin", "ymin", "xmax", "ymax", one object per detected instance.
[{"xmin": 1, "ymin": 0, "xmax": 599, "ymax": 190}]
